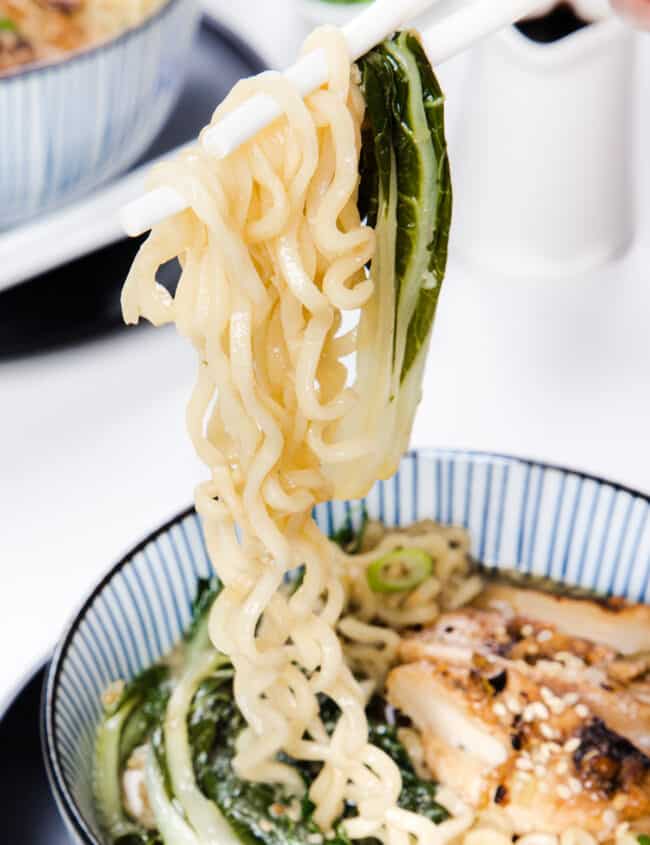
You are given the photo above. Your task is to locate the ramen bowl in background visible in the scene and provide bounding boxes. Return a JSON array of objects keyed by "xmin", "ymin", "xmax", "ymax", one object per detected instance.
[
  {"xmin": 42, "ymin": 448, "xmax": 650, "ymax": 844},
  {"xmin": 0, "ymin": 0, "xmax": 200, "ymax": 230},
  {"xmin": 295, "ymin": 0, "xmax": 371, "ymax": 27}
]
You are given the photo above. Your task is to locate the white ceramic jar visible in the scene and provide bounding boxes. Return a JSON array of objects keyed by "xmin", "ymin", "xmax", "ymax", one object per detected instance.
[{"xmin": 451, "ymin": 5, "xmax": 636, "ymax": 278}]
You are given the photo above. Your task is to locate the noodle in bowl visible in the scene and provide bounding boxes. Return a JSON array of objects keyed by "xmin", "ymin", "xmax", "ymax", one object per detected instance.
[{"xmin": 43, "ymin": 450, "xmax": 650, "ymax": 845}]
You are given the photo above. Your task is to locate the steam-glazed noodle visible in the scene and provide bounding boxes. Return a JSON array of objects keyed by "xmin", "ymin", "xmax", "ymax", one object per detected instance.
[{"xmin": 120, "ymin": 25, "xmax": 647, "ymax": 845}]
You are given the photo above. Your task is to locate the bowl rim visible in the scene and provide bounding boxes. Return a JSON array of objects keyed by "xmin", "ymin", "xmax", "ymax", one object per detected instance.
[
  {"xmin": 41, "ymin": 446, "xmax": 650, "ymax": 844},
  {"xmin": 0, "ymin": 0, "xmax": 187, "ymax": 83}
]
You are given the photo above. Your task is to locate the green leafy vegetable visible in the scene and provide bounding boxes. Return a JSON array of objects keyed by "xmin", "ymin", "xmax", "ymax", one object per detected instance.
[
  {"xmin": 95, "ymin": 577, "xmax": 223, "ymax": 842},
  {"xmin": 359, "ymin": 31, "xmax": 451, "ymax": 382},
  {"xmin": 95, "ymin": 696, "xmax": 142, "ymax": 840},
  {"xmin": 145, "ymin": 744, "xmax": 201, "ymax": 845},
  {"xmin": 367, "ymin": 547, "xmax": 433, "ymax": 593},
  {"xmin": 191, "ymin": 684, "xmax": 448, "ymax": 845},
  {"xmin": 340, "ymin": 31, "xmax": 451, "ymax": 497},
  {"xmin": 637, "ymin": 836, "xmax": 650, "ymax": 845},
  {"xmin": 332, "ymin": 506, "xmax": 369, "ymax": 554},
  {"xmin": 118, "ymin": 667, "xmax": 171, "ymax": 766},
  {"xmin": 0, "ymin": 17, "xmax": 17, "ymax": 31},
  {"xmin": 95, "ymin": 667, "xmax": 171, "ymax": 839},
  {"xmin": 190, "ymin": 678, "xmax": 344, "ymax": 845},
  {"xmin": 367, "ymin": 722, "xmax": 448, "ymax": 825},
  {"xmin": 184, "ymin": 577, "xmax": 221, "ymax": 662},
  {"xmin": 115, "ymin": 834, "xmax": 163, "ymax": 845}
]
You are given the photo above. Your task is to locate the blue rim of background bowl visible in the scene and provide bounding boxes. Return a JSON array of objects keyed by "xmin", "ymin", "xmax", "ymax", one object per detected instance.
[
  {"xmin": 41, "ymin": 447, "xmax": 650, "ymax": 845},
  {"xmin": 0, "ymin": 0, "xmax": 185, "ymax": 84}
]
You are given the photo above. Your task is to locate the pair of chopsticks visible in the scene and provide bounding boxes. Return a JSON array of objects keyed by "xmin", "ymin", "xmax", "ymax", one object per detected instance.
[{"xmin": 121, "ymin": 0, "xmax": 541, "ymax": 238}]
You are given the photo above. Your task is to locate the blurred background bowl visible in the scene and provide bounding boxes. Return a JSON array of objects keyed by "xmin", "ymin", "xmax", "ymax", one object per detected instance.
[
  {"xmin": 294, "ymin": 0, "xmax": 371, "ymax": 27},
  {"xmin": 42, "ymin": 447, "xmax": 650, "ymax": 844},
  {"xmin": 0, "ymin": 0, "xmax": 200, "ymax": 230}
]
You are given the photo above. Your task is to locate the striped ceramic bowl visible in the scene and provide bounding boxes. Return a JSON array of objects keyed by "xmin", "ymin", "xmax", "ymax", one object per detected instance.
[
  {"xmin": 0, "ymin": 0, "xmax": 199, "ymax": 230},
  {"xmin": 42, "ymin": 448, "xmax": 650, "ymax": 844}
]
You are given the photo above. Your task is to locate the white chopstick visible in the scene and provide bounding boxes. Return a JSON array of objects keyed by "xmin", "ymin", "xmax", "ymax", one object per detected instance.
[
  {"xmin": 420, "ymin": 0, "xmax": 542, "ymax": 64},
  {"xmin": 201, "ymin": 0, "xmax": 438, "ymax": 158},
  {"xmin": 120, "ymin": 0, "xmax": 541, "ymax": 238}
]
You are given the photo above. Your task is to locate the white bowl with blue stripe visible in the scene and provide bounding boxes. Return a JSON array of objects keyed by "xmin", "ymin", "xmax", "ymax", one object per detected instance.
[
  {"xmin": 42, "ymin": 448, "xmax": 650, "ymax": 844},
  {"xmin": 0, "ymin": 0, "xmax": 200, "ymax": 230}
]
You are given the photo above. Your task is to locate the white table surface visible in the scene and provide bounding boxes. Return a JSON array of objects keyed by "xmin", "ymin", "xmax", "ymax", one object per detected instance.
[{"xmin": 1, "ymin": 0, "xmax": 650, "ymax": 707}]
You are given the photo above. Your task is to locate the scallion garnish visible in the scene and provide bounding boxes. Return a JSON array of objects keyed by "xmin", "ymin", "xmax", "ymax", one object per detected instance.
[{"xmin": 367, "ymin": 547, "xmax": 433, "ymax": 593}]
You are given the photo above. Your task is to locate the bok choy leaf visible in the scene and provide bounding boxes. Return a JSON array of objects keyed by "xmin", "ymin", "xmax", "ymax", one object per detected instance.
[
  {"xmin": 334, "ymin": 31, "xmax": 451, "ymax": 497},
  {"xmin": 360, "ymin": 31, "xmax": 451, "ymax": 383}
]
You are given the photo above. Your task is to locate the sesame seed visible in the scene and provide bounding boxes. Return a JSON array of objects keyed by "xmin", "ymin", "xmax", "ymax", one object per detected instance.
[
  {"xmin": 521, "ymin": 700, "xmax": 549, "ymax": 722},
  {"xmin": 556, "ymin": 784, "xmax": 571, "ymax": 800},
  {"xmin": 564, "ymin": 737, "xmax": 580, "ymax": 753},
  {"xmin": 539, "ymin": 686, "xmax": 565, "ymax": 714},
  {"xmin": 535, "ymin": 764, "xmax": 547, "ymax": 777},
  {"xmin": 506, "ymin": 696, "xmax": 522, "ymax": 715},
  {"xmin": 563, "ymin": 692, "xmax": 579, "ymax": 706},
  {"xmin": 270, "ymin": 804, "xmax": 284, "ymax": 818},
  {"xmin": 555, "ymin": 651, "xmax": 585, "ymax": 670},
  {"xmin": 523, "ymin": 704, "xmax": 537, "ymax": 722},
  {"xmin": 516, "ymin": 756, "xmax": 533, "ymax": 771},
  {"xmin": 521, "ymin": 624, "xmax": 534, "ymax": 637},
  {"xmin": 260, "ymin": 821, "xmax": 273, "ymax": 833},
  {"xmin": 540, "ymin": 723, "xmax": 555, "ymax": 740},
  {"xmin": 616, "ymin": 823, "xmax": 630, "ymax": 836},
  {"xmin": 535, "ymin": 702, "xmax": 550, "ymax": 720},
  {"xmin": 556, "ymin": 760, "xmax": 569, "ymax": 775},
  {"xmin": 602, "ymin": 810, "xmax": 617, "ymax": 829},
  {"xmin": 537, "ymin": 629, "xmax": 553, "ymax": 642},
  {"xmin": 493, "ymin": 702, "xmax": 507, "ymax": 718},
  {"xmin": 575, "ymin": 703, "xmax": 589, "ymax": 719},
  {"xmin": 307, "ymin": 835, "xmax": 323, "ymax": 844},
  {"xmin": 569, "ymin": 777, "xmax": 582, "ymax": 794}
]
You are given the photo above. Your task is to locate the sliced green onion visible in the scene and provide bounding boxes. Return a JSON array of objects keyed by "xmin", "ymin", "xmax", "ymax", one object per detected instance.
[
  {"xmin": 367, "ymin": 547, "xmax": 433, "ymax": 593},
  {"xmin": 0, "ymin": 18, "xmax": 18, "ymax": 31}
]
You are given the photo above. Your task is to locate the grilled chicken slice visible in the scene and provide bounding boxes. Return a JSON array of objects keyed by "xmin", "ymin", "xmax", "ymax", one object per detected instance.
[
  {"xmin": 387, "ymin": 661, "xmax": 509, "ymax": 805},
  {"xmin": 474, "ymin": 582, "xmax": 650, "ymax": 655},
  {"xmin": 387, "ymin": 587, "xmax": 650, "ymax": 840},
  {"xmin": 402, "ymin": 605, "xmax": 650, "ymax": 754}
]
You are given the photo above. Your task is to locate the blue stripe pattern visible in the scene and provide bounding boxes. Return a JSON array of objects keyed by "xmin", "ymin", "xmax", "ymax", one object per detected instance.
[
  {"xmin": 45, "ymin": 450, "xmax": 650, "ymax": 845},
  {"xmin": 0, "ymin": 0, "xmax": 199, "ymax": 229}
]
